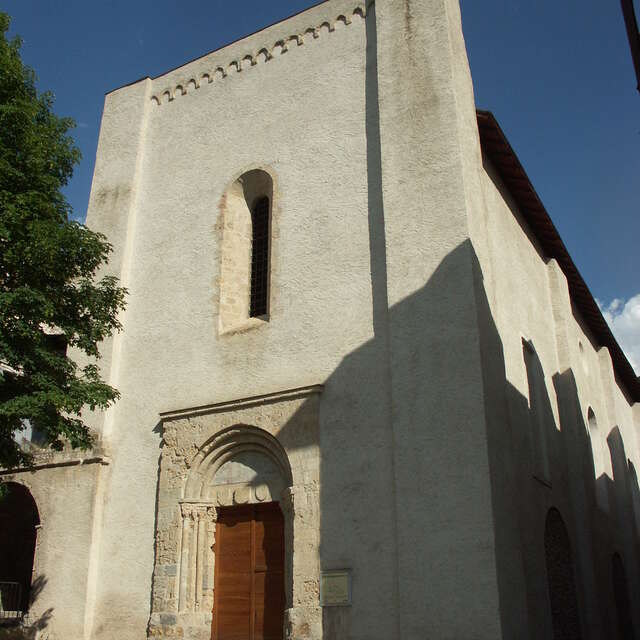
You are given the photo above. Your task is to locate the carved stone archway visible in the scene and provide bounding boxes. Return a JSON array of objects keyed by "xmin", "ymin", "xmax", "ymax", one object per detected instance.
[
  {"xmin": 177, "ymin": 426, "xmax": 293, "ymax": 617},
  {"xmin": 148, "ymin": 385, "xmax": 323, "ymax": 640}
]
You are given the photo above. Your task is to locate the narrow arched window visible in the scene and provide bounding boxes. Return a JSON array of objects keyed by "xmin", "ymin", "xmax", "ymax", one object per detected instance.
[
  {"xmin": 628, "ymin": 460, "xmax": 640, "ymax": 534},
  {"xmin": 544, "ymin": 507, "xmax": 582, "ymax": 639},
  {"xmin": 612, "ymin": 552, "xmax": 634, "ymax": 640},
  {"xmin": 250, "ymin": 196, "xmax": 270, "ymax": 317},
  {"xmin": 586, "ymin": 407, "xmax": 609, "ymax": 510},
  {"xmin": 218, "ymin": 169, "xmax": 273, "ymax": 333},
  {"xmin": 522, "ymin": 339, "xmax": 551, "ymax": 482}
]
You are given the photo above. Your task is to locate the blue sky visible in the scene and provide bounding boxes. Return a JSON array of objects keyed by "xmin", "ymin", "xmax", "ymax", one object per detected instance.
[{"xmin": 4, "ymin": 0, "xmax": 639, "ymax": 371}]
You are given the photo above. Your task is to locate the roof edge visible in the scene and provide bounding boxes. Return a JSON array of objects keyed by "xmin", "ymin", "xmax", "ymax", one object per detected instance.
[
  {"xmin": 476, "ymin": 109, "xmax": 640, "ymax": 402},
  {"xmin": 621, "ymin": 0, "xmax": 640, "ymax": 92}
]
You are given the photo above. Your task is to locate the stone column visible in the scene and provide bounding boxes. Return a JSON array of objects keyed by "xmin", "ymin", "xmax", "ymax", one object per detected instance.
[
  {"xmin": 189, "ymin": 508, "xmax": 199, "ymax": 610},
  {"xmin": 195, "ymin": 509, "xmax": 206, "ymax": 611},
  {"xmin": 178, "ymin": 503, "xmax": 194, "ymax": 612},
  {"xmin": 192, "ymin": 504, "xmax": 217, "ymax": 612},
  {"xmin": 279, "ymin": 487, "xmax": 295, "ymax": 610},
  {"xmin": 203, "ymin": 506, "xmax": 218, "ymax": 614},
  {"xmin": 280, "ymin": 487, "xmax": 296, "ymax": 640},
  {"xmin": 178, "ymin": 503, "xmax": 218, "ymax": 614}
]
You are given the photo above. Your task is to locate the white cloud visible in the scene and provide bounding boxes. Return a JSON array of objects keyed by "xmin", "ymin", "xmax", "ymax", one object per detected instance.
[{"xmin": 598, "ymin": 294, "xmax": 640, "ymax": 376}]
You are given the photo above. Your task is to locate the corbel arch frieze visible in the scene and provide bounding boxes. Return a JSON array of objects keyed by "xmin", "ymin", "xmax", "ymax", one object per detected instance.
[{"xmin": 149, "ymin": 3, "xmax": 368, "ymax": 106}]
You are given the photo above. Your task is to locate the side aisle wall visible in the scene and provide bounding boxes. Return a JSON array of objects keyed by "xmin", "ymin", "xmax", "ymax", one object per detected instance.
[
  {"xmin": 0, "ymin": 455, "xmax": 108, "ymax": 640},
  {"xmin": 467, "ymin": 147, "xmax": 640, "ymax": 638}
]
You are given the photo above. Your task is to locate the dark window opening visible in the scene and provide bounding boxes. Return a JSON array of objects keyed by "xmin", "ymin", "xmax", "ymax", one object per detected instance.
[
  {"xmin": 44, "ymin": 333, "xmax": 67, "ymax": 358},
  {"xmin": 250, "ymin": 196, "xmax": 270, "ymax": 318}
]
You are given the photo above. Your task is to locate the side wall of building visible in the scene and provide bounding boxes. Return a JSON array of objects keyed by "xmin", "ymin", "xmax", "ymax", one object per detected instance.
[{"xmin": 468, "ymin": 151, "xmax": 640, "ymax": 639}]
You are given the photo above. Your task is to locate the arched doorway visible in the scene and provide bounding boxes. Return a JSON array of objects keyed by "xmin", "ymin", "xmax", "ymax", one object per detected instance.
[
  {"xmin": 612, "ymin": 552, "xmax": 634, "ymax": 640},
  {"xmin": 0, "ymin": 483, "xmax": 39, "ymax": 614},
  {"xmin": 149, "ymin": 392, "xmax": 324, "ymax": 640},
  {"xmin": 544, "ymin": 507, "xmax": 582, "ymax": 640},
  {"xmin": 179, "ymin": 426, "xmax": 292, "ymax": 640}
]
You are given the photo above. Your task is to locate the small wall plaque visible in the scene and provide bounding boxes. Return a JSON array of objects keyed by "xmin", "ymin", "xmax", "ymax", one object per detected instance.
[{"xmin": 320, "ymin": 570, "xmax": 352, "ymax": 606}]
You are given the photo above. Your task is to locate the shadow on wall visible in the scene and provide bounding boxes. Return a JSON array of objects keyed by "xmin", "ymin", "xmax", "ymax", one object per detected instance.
[
  {"xmin": 146, "ymin": 239, "xmax": 640, "ymax": 640},
  {"xmin": 468, "ymin": 243, "xmax": 640, "ymax": 640},
  {"xmin": 267, "ymin": 240, "xmax": 640, "ymax": 640},
  {"xmin": 294, "ymin": 6, "xmax": 637, "ymax": 633}
]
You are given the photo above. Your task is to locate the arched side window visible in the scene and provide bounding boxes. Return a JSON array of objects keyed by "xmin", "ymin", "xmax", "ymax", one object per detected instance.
[
  {"xmin": 612, "ymin": 552, "xmax": 634, "ymax": 640},
  {"xmin": 628, "ymin": 460, "xmax": 640, "ymax": 535},
  {"xmin": 219, "ymin": 169, "xmax": 273, "ymax": 333},
  {"xmin": 586, "ymin": 408, "xmax": 597, "ymax": 430},
  {"xmin": 522, "ymin": 339, "xmax": 551, "ymax": 482},
  {"xmin": 544, "ymin": 507, "xmax": 582, "ymax": 640},
  {"xmin": 586, "ymin": 408, "xmax": 610, "ymax": 510},
  {"xmin": 0, "ymin": 483, "xmax": 39, "ymax": 614}
]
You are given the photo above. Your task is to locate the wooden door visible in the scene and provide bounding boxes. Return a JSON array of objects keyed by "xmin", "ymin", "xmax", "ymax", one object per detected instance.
[{"xmin": 213, "ymin": 503, "xmax": 285, "ymax": 640}]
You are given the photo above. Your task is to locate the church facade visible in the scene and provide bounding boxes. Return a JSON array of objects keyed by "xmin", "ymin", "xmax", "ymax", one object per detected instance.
[{"xmin": 2, "ymin": 1, "xmax": 640, "ymax": 639}]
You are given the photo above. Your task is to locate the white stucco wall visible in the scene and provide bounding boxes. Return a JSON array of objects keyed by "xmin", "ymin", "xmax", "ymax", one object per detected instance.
[{"xmin": 85, "ymin": 3, "xmax": 397, "ymax": 639}]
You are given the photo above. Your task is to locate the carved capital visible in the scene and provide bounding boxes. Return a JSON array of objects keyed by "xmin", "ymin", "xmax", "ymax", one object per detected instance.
[
  {"xmin": 180, "ymin": 502, "xmax": 195, "ymax": 520},
  {"xmin": 204, "ymin": 505, "xmax": 218, "ymax": 523},
  {"xmin": 181, "ymin": 502, "xmax": 218, "ymax": 522},
  {"xmin": 192, "ymin": 504, "xmax": 207, "ymax": 519}
]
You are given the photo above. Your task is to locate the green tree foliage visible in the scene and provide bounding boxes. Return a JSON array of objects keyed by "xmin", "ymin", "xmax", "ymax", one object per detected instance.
[{"xmin": 0, "ymin": 13, "xmax": 126, "ymax": 469}]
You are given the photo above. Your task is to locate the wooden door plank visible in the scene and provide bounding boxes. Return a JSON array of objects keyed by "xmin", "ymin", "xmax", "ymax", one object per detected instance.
[
  {"xmin": 213, "ymin": 502, "xmax": 284, "ymax": 640},
  {"xmin": 214, "ymin": 508, "xmax": 253, "ymax": 640},
  {"xmin": 253, "ymin": 504, "xmax": 284, "ymax": 640}
]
